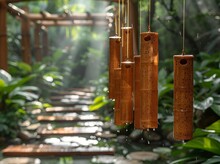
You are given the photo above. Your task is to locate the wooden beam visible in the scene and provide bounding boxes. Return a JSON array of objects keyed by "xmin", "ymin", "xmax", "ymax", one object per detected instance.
[
  {"xmin": 7, "ymin": 3, "xmax": 113, "ymax": 22},
  {"xmin": 34, "ymin": 23, "xmax": 42, "ymax": 62},
  {"xmin": 7, "ymin": 3, "xmax": 27, "ymax": 18},
  {"xmin": 0, "ymin": 0, "xmax": 8, "ymax": 71},
  {"xmin": 27, "ymin": 12, "xmax": 113, "ymax": 21},
  {"xmin": 39, "ymin": 20, "xmax": 109, "ymax": 27},
  {"xmin": 7, "ymin": 0, "xmax": 120, "ymax": 3},
  {"xmin": 21, "ymin": 7, "xmax": 31, "ymax": 64}
]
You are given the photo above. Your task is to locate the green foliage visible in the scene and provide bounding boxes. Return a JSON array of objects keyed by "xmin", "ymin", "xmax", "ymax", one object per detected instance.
[
  {"xmin": 89, "ymin": 96, "xmax": 108, "ymax": 111},
  {"xmin": 171, "ymin": 119, "xmax": 220, "ymax": 163},
  {"xmin": 0, "ymin": 69, "xmax": 40, "ymax": 138}
]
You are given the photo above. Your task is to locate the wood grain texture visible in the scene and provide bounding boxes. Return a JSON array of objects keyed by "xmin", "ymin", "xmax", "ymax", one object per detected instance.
[
  {"xmin": 134, "ymin": 55, "xmax": 141, "ymax": 129},
  {"xmin": 120, "ymin": 27, "xmax": 134, "ymax": 124},
  {"xmin": 114, "ymin": 68, "xmax": 123, "ymax": 125},
  {"xmin": 173, "ymin": 55, "xmax": 194, "ymax": 140},
  {"xmin": 108, "ymin": 36, "xmax": 121, "ymax": 99},
  {"xmin": 140, "ymin": 32, "xmax": 158, "ymax": 129},
  {"xmin": 0, "ymin": 0, "xmax": 8, "ymax": 70}
]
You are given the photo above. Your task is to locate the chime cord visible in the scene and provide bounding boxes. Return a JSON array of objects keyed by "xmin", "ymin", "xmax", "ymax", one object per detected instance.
[
  {"xmin": 119, "ymin": 0, "xmax": 121, "ymax": 37},
  {"xmin": 139, "ymin": 0, "xmax": 141, "ymax": 33},
  {"xmin": 115, "ymin": 15, "xmax": 118, "ymax": 35},
  {"xmin": 182, "ymin": 0, "xmax": 186, "ymax": 55},
  {"xmin": 127, "ymin": 0, "xmax": 129, "ymax": 26},
  {"xmin": 148, "ymin": 0, "xmax": 151, "ymax": 32},
  {"xmin": 126, "ymin": 0, "xmax": 130, "ymax": 59}
]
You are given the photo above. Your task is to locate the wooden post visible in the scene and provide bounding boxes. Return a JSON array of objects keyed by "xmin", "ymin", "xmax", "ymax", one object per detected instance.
[
  {"xmin": 34, "ymin": 23, "xmax": 42, "ymax": 61},
  {"xmin": 0, "ymin": 0, "xmax": 8, "ymax": 70},
  {"xmin": 42, "ymin": 26, "xmax": 49, "ymax": 56},
  {"xmin": 21, "ymin": 7, "xmax": 31, "ymax": 64}
]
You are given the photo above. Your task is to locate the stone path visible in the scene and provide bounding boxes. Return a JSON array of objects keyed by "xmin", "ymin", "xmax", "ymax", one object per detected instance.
[{"xmin": 0, "ymin": 88, "xmax": 115, "ymax": 163}]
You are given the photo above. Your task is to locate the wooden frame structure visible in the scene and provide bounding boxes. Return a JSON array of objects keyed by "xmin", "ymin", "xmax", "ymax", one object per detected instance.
[{"xmin": 0, "ymin": 0, "xmax": 114, "ymax": 67}]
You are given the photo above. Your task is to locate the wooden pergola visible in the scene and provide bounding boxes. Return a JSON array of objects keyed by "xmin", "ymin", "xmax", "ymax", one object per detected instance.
[{"xmin": 0, "ymin": 0, "xmax": 138, "ymax": 71}]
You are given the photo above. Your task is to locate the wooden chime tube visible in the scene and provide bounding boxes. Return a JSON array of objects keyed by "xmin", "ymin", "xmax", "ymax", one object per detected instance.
[
  {"xmin": 120, "ymin": 27, "xmax": 134, "ymax": 124},
  {"xmin": 108, "ymin": 36, "xmax": 121, "ymax": 99},
  {"xmin": 140, "ymin": 32, "xmax": 158, "ymax": 129},
  {"xmin": 114, "ymin": 68, "xmax": 123, "ymax": 125},
  {"xmin": 173, "ymin": 55, "xmax": 194, "ymax": 140},
  {"xmin": 134, "ymin": 55, "xmax": 141, "ymax": 129}
]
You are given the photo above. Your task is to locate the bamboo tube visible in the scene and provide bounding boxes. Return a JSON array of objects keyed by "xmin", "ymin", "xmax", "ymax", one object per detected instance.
[
  {"xmin": 140, "ymin": 32, "xmax": 158, "ymax": 129},
  {"xmin": 108, "ymin": 36, "xmax": 121, "ymax": 99},
  {"xmin": 121, "ymin": 27, "xmax": 133, "ymax": 61},
  {"xmin": 120, "ymin": 27, "xmax": 134, "ymax": 124},
  {"xmin": 134, "ymin": 55, "xmax": 141, "ymax": 129},
  {"xmin": 173, "ymin": 55, "xmax": 193, "ymax": 140},
  {"xmin": 114, "ymin": 68, "xmax": 123, "ymax": 125}
]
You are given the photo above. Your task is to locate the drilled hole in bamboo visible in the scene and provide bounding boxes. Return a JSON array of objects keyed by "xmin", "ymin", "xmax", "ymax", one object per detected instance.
[{"xmin": 173, "ymin": 55, "xmax": 194, "ymax": 140}]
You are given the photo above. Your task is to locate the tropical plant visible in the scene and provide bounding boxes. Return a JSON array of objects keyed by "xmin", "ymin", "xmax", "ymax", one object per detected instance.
[{"xmin": 0, "ymin": 69, "xmax": 41, "ymax": 138}]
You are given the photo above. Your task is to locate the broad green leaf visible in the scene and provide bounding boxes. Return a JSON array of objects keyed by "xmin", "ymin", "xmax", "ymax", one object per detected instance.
[
  {"xmin": 9, "ymin": 90, "xmax": 39, "ymax": 100},
  {"xmin": 0, "ymin": 69, "xmax": 12, "ymax": 83},
  {"xmin": 184, "ymin": 137, "xmax": 220, "ymax": 155},
  {"xmin": 194, "ymin": 97, "xmax": 214, "ymax": 110},
  {"xmin": 202, "ymin": 156, "xmax": 220, "ymax": 164},
  {"xmin": 159, "ymin": 84, "xmax": 173, "ymax": 97},
  {"xmin": 170, "ymin": 157, "xmax": 198, "ymax": 164},
  {"xmin": 26, "ymin": 101, "xmax": 43, "ymax": 109},
  {"xmin": 19, "ymin": 86, "xmax": 39, "ymax": 92},
  {"xmin": 89, "ymin": 101, "xmax": 108, "ymax": 111},
  {"xmin": 193, "ymin": 128, "xmax": 216, "ymax": 138},
  {"xmin": 206, "ymin": 120, "xmax": 220, "ymax": 133},
  {"xmin": 93, "ymin": 96, "xmax": 106, "ymax": 104},
  {"xmin": 5, "ymin": 75, "xmax": 36, "ymax": 93},
  {"xmin": 0, "ymin": 79, "xmax": 6, "ymax": 88},
  {"xmin": 211, "ymin": 104, "xmax": 220, "ymax": 117},
  {"xmin": 17, "ymin": 62, "xmax": 32, "ymax": 73}
]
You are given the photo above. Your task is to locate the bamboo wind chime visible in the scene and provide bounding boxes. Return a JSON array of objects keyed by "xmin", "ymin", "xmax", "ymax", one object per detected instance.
[
  {"xmin": 173, "ymin": 0, "xmax": 194, "ymax": 140},
  {"xmin": 109, "ymin": 0, "xmax": 193, "ymax": 140}
]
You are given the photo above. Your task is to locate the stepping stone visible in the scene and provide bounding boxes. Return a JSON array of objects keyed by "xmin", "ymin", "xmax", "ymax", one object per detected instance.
[
  {"xmin": 2, "ymin": 144, "xmax": 114, "ymax": 157},
  {"xmin": 51, "ymin": 99, "xmax": 93, "ymax": 106},
  {"xmin": 38, "ymin": 127, "xmax": 102, "ymax": 136},
  {"xmin": 37, "ymin": 115, "xmax": 101, "ymax": 122},
  {"xmin": 50, "ymin": 95, "xmax": 91, "ymax": 101},
  {"xmin": 126, "ymin": 151, "xmax": 159, "ymax": 161},
  {"xmin": 55, "ymin": 91, "xmax": 94, "ymax": 97},
  {"xmin": 45, "ymin": 106, "xmax": 89, "ymax": 113},
  {"xmin": 66, "ymin": 87, "xmax": 94, "ymax": 93},
  {"xmin": 0, "ymin": 157, "xmax": 41, "ymax": 164}
]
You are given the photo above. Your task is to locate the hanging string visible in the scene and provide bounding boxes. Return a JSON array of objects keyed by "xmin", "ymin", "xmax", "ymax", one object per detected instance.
[
  {"xmin": 139, "ymin": 0, "xmax": 141, "ymax": 33},
  {"xmin": 182, "ymin": 0, "xmax": 186, "ymax": 55},
  {"xmin": 115, "ymin": 14, "xmax": 118, "ymax": 35},
  {"xmin": 119, "ymin": 0, "xmax": 121, "ymax": 37},
  {"xmin": 126, "ymin": 0, "xmax": 130, "ymax": 59},
  {"xmin": 122, "ymin": 0, "xmax": 125, "ymax": 26},
  {"xmin": 139, "ymin": 0, "xmax": 141, "ymax": 52},
  {"xmin": 127, "ymin": 0, "xmax": 130, "ymax": 26},
  {"xmin": 148, "ymin": 0, "xmax": 151, "ymax": 32}
]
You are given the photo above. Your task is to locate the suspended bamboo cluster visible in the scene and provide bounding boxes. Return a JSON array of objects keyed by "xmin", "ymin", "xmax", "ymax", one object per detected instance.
[{"xmin": 108, "ymin": 0, "xmax": 194, "ymax": 141}]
